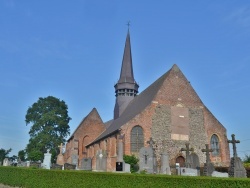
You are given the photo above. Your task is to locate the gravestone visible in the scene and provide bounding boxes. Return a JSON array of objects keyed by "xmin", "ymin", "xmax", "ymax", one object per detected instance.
[
  {"xmin": 80, "ymin": 157, "xmax": 92, "ymax": 171},
  {"xmin": 71, "ymin": 154, "xmax": 79, "ymax": 167},
  {"xmin": 228, "ymin": 134, "xmax": 246, "ymax": 178},
  {"xmin": 3, "ymin": 158, "xmax": 10, "ymax": 166},
  {"xmin": 189, "ymin": 153, "xmax": 200, "ymax": 169},
  {"xmin": 160, "ymin": 141, "xmax": 171, "ymax": 175},
  {"xmin": 42, "ymin": 149, "xmax": 52, "ymax": 169},
  {"xmin": 51, "ymin": 163, "xmax": 63, "ymax": 170},
  {"xmin": 201, "ymin": 144, "xmax": 214, "ymax": 176},
  {"xmin": 180, "ymin": 143, "xmax": 194, "ymax": 168},
  {"xmin": 64, "ymin": 163, "xmax": 76, "ymax": 170},
  {"xmin": 115, "ymin": 134, "xmax": 131, "ymax": 173},
  {"xmin": 96, "ymin": 149, "xmax": 107, "ymax": 171},
  {"xmin": 139, "ymin": 147, "xmax": 154, "ymax": 173},
  {"xmin": 212, "ymin": 171, "xmax": 229, "ymax": 178},
  {"xmin": 30, "ymin": 161, "xmax": 41, "ymax": 168},
  {"xmin": 178, "ymin": 167, "xmax": 198, "ymax": 176},
  {"xmin": 56, "ymin": 143, "xmax": 65, "ymax": 165}
]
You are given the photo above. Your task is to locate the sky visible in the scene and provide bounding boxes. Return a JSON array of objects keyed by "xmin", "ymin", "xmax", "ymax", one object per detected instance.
[{"xmin": 0, "ymin": 1, "xmax": 250, "ymax": 159}]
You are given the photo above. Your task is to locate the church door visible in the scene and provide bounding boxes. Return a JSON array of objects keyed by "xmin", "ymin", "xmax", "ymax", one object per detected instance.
[{"xmin": 176, "ymin": 156, "xmax": 185, "ymax": 167}]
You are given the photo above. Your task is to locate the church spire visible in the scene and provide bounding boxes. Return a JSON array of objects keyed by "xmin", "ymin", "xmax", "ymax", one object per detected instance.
[{"xmin": 114, "ymin": 29, "xmax": 139, "ymax": 119}]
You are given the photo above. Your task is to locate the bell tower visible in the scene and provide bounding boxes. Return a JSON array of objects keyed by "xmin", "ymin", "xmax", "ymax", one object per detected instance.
[{"xmin": 114, "ymin": 29, "xmax": 139, "ymax": 119}]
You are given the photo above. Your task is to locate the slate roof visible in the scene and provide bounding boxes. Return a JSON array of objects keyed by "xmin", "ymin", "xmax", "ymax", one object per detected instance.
[
  {"xmin": 118, "ymin": 29, "xmax": 136, "ymax": 84},
  {"xmin": 88, "ymin": 65, "xmax": 175, "ymax": 145}
]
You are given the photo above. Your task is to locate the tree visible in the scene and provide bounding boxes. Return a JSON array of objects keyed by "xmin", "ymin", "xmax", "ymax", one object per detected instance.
[
  {"xmin": 25, "ymin": 96, "xmax": 71, "ymax": 162},
  {"xmin": 18, "ymin": 150, "xmax": 27, "ymax": 161},
  {"xmin": 0, "ymin": 148, "xmax": 12, "ymax": 164}
]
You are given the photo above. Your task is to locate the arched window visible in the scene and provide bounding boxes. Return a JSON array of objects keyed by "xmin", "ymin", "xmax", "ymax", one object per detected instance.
[
  {"xmin": 130, "ymin": 125, "xmax": 144, "ymax": 153},
  {"xmin": 210, "ymin": 134, "xmax": 220, "ymax": 156}
]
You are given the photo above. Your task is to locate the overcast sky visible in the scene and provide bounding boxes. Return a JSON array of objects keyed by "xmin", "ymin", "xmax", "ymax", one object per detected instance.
[{"xmin": 0, "ymin": 1, "xmax": 250, "ymax": 159}]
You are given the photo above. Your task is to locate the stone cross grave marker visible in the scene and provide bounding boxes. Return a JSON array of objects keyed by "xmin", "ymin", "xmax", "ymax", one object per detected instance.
[
  {"xmin": 201, "ymin": 144, "xmax": 214, "ymax": 176},
  {"xmin": 147, "ymin": 137, "xmax": 154, "ymax": 148},
  {"xmin": 228, "ymin": 134, "xmax": 246, "ymax": 178},
  {"xmin": 58, "ymin": 143, "xmax": 63, "ymax": 154},
  {"xmin": 181, "ymin": 143, "xmax": 194, "ymax": 168},
  {"xmin": 139, "ymin": 147, "xmax": 154, "ymax": 173},
  {"xmin": 228, "ymin": 134, "xmax": 240, "ymax": 159}
]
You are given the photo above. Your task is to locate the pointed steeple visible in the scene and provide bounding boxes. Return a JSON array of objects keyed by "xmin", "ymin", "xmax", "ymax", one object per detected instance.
[
  {"xmin": 114, "ymin": 29, "xmax": 139, "ymax": 119},
  {"xmin": 118, "ymin": 29, "xmax": 135, "ymax": 84}
]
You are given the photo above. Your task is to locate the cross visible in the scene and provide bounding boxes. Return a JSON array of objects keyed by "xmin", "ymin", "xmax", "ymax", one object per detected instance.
[
  {"xmin": 201, "ymin": 144, "xmax": 213, "ymax": 164},
  {"xmin": 181, "ymin": 143, "xmax": 194, "ymax": 168},
  {"xmin": 58, "ymin": 143, "xmax": 63, "ymax": 154},
  {"xmin": 144, "ymin": 152, "xmax": 149, "ymax": 164},
  {"xmin": 147, "ymin": 137, "xmax": 154, "ymax": 148},
  {"xmin": 180, "ymin": 143, "xmax": 194, "ymax": 158},
  {"xmin": 126, "ymin": 21, "xmax": 131, "ymax": 29},
  {"xmin": 228, "ymin": 134, "xmax": 240, "ymax": 159}
]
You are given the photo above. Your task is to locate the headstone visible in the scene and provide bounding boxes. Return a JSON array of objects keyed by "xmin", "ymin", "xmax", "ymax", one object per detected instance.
[
  {"xmin": 51, "ymin": 163, "xmax": 63, "ymax": 170},
  {"xmin": 189, "ymin": 153, "xmax": 200, "ymax": 169},
  {"xmin": 80, "ymin": 157, "xmax": 92, "ymax": 171},
  {"xmin": 30, "ymin": 161, "xmax": 41, "ymax": 168},
  {"xmin": 71, "ymin": 154, "xmax": 79, "ymax": 167},
  {"xmin": 96, "ymin": 149, "xmax": 107, "ymax": 171},
  {"xmin": 212, "ymin": 171, "xmax": 229, "ymax": 178},
  {"xmin": 42, "ymin": 149, "xmax": 52, "ymax": 169},
  {"xmin": 160, "ymin": 141, "xmax": 171, "ymax": 175},
  {"xmin": 201, "ymin": 144, "xmax": 214, "ymax": 176},
  {"xmin": 178, "ymin": 167, "xmax": 198, "ymax": 176},
  {"xmin": 180, "ymin": 143, "xmax": 194, "ymax": 168},
  {"xmin": 3, "ymin": 158, "xmax": 10, "ymax": 166},
  {"xmin": 228, "ymin": 134, "xmax": 246, "ymax": 178},
  {"xmin": 139, "ymin": 147, "xmax": 154, "ymax": 173},
  {"xmin": 56, "ymin": 143, "xmax": 65, "ymax": 165},
  {"xmin": 64, "ymin": 163, "xmax": 76, "ymax": 170},
  {"xmin": 228, "ymin": 157, "xmax": 247, "ymax": 178}
]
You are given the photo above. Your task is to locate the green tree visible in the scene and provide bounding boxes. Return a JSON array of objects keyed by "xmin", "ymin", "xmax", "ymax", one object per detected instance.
[
  {"xmin": 25, "ymin": 96, "xmax": 71, "ymax": 162},
  {"xmin": 0, "ymin": 148, "xmax": 12, "ymax": 164},
  {"xmin": 18, "ymin": 150, "xmax": 27, "ymax": 161}
]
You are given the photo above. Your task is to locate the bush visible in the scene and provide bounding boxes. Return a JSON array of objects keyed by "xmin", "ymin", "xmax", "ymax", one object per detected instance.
[
  {"xmin": 1, "ymin": 166, "xmax": 250, "ymax": 188},
  {"xmin": 123, "ymin": 155, "xmax": 139, "ymax": 173}
]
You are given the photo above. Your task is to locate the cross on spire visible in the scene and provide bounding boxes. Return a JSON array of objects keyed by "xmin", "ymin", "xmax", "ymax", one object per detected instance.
[
  {"xmin": 228, "ymin": 134, "xmax": 240, "ymax": 158},
  {"xmin": 201, "ymin": 144, "xmax": 213, "ymax": 163},
  {"xmin": 126, "ymin": 21, "xmax": 130, "ymax": 29},
  {"xmin": 147, "ymin": 137, "xmax": 154, "ymax": 148}
]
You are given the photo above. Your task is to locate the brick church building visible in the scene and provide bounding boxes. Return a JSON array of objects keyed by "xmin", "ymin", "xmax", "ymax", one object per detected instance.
[{"xmin": 63, "ymin": 29, "xmax": 230, "ymax": 171}]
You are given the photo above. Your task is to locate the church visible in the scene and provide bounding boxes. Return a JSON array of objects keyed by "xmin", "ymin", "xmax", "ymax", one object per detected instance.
[{"xmin": 63, "ymin": 29, "xmax": 230, "ymax": 171}]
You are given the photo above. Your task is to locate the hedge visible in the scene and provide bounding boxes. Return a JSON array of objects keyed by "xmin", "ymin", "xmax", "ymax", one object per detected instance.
[{"xmin": 0, "ymin": 166, "xmax": 250, "ymax": 188}]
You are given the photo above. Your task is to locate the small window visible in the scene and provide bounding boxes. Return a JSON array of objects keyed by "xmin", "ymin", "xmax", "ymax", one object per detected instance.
[{"xmin": 210, "ymin": 134, "xmax": 220, "ymax": 156}]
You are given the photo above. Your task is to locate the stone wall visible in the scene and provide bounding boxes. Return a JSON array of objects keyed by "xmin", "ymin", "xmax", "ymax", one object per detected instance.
[{"xmin": 151, "ymin": 105, "xmax": 207, "ymax": 166}]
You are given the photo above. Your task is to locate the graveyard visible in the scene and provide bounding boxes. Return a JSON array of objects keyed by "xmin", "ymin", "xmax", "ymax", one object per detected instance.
[{"xmin": 1, "ymin": 134, "xmax": 250, "ymax": 187}]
